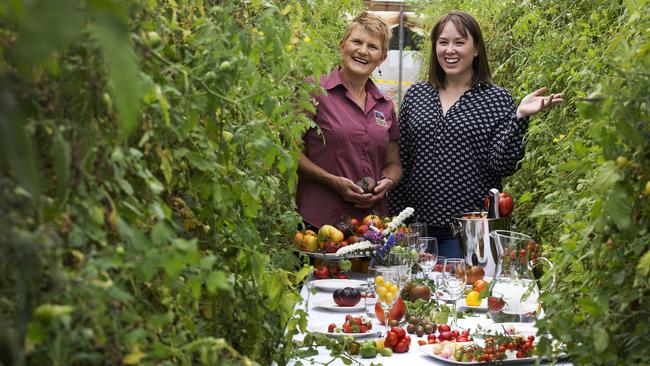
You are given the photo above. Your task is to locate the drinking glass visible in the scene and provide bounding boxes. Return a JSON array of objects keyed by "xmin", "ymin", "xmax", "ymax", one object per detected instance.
[
  {"xmin": 303, "ymin": 269, "xmax": 316, "ymax": 312},
  {"xmin": 409, "ymin": 222, "xmax": 428, "ymax": 239},
  {"xmin": 374, "ymin": 267, "xmax": 401, "ymax": 335},
  {"xmin": 364, "ymin": 266, "xmax": 377, "ymax": 318},
  {"xmin": 417, "ymin": 237, "xmax": 438, "ymax": 280},
  {"xmin": 442, "ymin": 258, "xmax": 467, "ymax": 327}
]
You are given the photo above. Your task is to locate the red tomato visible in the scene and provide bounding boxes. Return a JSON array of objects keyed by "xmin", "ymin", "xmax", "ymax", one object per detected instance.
[
  {"xmin": 473, "ymin": 279, "xmax": 488, "ymax": 292},
  {"xmin": 386, "ymin": 332, "xmax": 399, "ymax": 347},
  {"xmin": 328, "ymin": 323, "xmax": 336, "ymax": 333},
  {"xmin": 451, "ymin": 330, "xmax": 459, "ymax": 339},
  {"xmin": 313, "ymin": 265, "xmax": 329, "ymax": 279},
  {"xmin": 438, "ymin": 324, "xmax": 451, "ymax": 333},
  {"xmin": 394, "ymin": 340, "xmax": 409, "ymax": 353},
  {"xmin": 393, "ymin": 326, "xmax": 406, "ymax": 338},
  {"xmin": 498, "ymin": 192, "xmax": 514, "ymax": 217},
  {"xmin": 418, "ymin": 340, "xmax": 427, "ymax": 346}
]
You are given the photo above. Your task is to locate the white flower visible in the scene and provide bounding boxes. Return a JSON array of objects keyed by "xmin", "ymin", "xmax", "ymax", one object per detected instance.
[
  {"xmin": 384, "ymin": 207, "xmax": 415, "ymax": 233},
  {"xmin": 335, "ymin": 241, "xmax": 374, "ymax": 256}
]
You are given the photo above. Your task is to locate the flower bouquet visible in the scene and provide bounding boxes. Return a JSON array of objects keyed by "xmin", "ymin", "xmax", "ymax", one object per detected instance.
[{"xmin": 335, "ymin": 207, "xmax": 416, "ymax": 266}]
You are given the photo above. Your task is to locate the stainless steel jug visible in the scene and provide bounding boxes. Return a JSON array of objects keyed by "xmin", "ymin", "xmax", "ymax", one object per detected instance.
[{"xmin": 450, "ymin": 212, "xmax": 511, "ymax": 277}]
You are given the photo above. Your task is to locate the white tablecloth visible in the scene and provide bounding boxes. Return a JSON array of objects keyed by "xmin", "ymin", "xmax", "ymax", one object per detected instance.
[{"xmin": 291, "ymin": 273, "xmax": 572, "ymax": 366}]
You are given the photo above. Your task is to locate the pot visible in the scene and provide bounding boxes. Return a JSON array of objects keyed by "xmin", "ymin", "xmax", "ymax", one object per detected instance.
[{"xmin": 450, "ymin": 212, "xmax": 511, "ymax": 277}]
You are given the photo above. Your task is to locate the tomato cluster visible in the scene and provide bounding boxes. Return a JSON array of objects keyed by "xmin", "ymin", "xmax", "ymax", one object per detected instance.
[
  {"xmin": 384, "ymin": 326, "xmax": 410, "ymax": 353},
  {"xmin": 453, "ymin": 334, "xmax": 537, "ymax": 362},
  {"xmin": 328, "ymin": 315, "xmax": 373, "ymax": 334}
]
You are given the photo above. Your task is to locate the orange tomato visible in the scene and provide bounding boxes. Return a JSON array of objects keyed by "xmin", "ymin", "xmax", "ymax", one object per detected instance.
[
  {"xmin": 362, "ymin": 214, "xmax": 384, "ymax": 229},
  {"xmin": 473, "ymin": 279, "xmax": 489, "ymax": 292}
]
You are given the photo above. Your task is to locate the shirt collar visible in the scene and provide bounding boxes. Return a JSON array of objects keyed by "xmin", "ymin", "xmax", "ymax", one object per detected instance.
[{"xmin": 321, "ymin": 67, "xmax": 390, "ymax": 102}]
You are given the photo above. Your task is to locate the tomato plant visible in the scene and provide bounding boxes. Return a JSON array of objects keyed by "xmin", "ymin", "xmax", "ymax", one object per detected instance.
[{"xmin": 0, "ymin": 1, "xmax": 358, "ymax": 365}]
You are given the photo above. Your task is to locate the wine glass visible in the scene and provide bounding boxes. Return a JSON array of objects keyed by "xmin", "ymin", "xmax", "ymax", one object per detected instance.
[
  {"xmin": 417, "ymin": 237, "xmax": 438, "ymax": 280},
  {"xmin": 402, "ymin": 232, "xmax": 419, "ymax": 252},
  {"xmin": 374, "ymin": 267, "xmax": 401, "ymax": 335},
  {"xmin": 389, "ymin": 251, "xmax": 411, "ymax": 288},
  {"xmin": 442, "ymin": 258, "xmax": 467, "ymax": 327}
]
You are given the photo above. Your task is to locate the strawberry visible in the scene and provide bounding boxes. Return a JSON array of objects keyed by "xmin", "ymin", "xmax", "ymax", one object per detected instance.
[{"xmin": 359, "ymin": 324, "xmax": 368, "ymax": 333}]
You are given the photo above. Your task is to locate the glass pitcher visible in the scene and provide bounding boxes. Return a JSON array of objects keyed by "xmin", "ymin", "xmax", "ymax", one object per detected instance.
[{"xmin": 487, "ymin": 230, "xmax": 555, "ymax": 323}]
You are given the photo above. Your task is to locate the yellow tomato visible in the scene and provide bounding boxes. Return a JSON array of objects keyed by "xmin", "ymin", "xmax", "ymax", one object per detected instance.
[
  {"xmin": 384, "ymin": 292, "xmax": 394, "ymax": 304},
  {"xmin": 375, "ymin": 276, "xmax": 385, "ymax": 286},
  {"xmin": 466, "ymin": 290, "xmax": 481, "ymax": 307},
  {"xmin": 387, "ymin": 282, "xmax": 397, "ymax": 294},
  {"xmin": 375, "ymin": 339, "xmax": 385, "ymax": 350},
  {"xmin": 376, "ymin": 286, "xmax": 387, "ymax": 297},
  {"xmin": 317, "ymin": 224, "xmax": 344, "ymax": 243}
]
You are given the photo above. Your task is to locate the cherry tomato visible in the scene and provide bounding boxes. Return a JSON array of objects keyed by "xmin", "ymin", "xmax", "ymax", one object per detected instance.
[{"xmin": 438, "ymin": 324, "xmax": 451, "ymax": 332}]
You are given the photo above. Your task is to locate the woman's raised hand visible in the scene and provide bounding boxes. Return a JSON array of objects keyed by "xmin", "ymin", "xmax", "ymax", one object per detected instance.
[{"xmin": 516, "ymin": 87, "xmax": 563, "ymax": 118}]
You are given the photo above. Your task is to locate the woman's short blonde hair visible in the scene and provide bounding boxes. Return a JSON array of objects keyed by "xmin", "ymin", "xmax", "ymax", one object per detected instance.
[{"xmin": 341, "ymin": 11, "xmax": 392, "ymax": 57}]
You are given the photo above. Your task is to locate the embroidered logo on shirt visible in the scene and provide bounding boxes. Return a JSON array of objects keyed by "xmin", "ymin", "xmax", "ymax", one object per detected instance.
[{"xmin": 374, "ymin": 110, "xmax": 387, "ymax": 127}]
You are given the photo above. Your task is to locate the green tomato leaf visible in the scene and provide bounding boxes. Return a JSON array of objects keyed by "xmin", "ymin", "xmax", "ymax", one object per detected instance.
[
  {"xmin": 593, "ymin": 161, "xmax": 621, "ymax": 193},
  {"xmin": 603, "ymin": 186, "xmax": 632, "ymax": 230},
  {"xmin": 593, "ymin": 327, "xmax": 609, "ymax": 353},
  {"xmin": 205, "ymin": 271, "xmax": 231, "ymax": 294}
]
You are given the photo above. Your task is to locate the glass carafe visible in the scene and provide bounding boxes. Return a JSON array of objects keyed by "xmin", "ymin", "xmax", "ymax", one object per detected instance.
[{"xmin": 487, "ymin": 230, "xmax": 555, "ymax": 323}]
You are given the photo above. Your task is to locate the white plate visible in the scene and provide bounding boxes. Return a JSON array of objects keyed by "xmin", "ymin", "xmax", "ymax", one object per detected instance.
[
  {"xmin": 312, "ymin": 279, "xmax": 366, "ymax": 292},
  {"xmin": 419, "ymin": 344, "xmax": 536, "ymax": 365},
  {"xmin": 458, "ymin": 298, "xmax": 487, "ymax": 311},
  {"xmin": 308, "ymin": 322, "xmax": 381, "ymax": 338},
  {"xmin": 313, "ymin": 298, "xmax": 365, "ymax": 312},
  {"xmin": 303, "ymin": 251, "xmax": 368, "ymax": 260}
]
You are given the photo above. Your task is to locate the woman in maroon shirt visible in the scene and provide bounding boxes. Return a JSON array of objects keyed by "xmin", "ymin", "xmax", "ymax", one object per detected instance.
[{"xmin": 297, "ymin": 12, "xmax": 402, "ymax": 228}]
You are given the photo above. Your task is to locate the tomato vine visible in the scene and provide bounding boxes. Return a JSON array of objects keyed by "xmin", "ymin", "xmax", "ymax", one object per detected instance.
[{"xmin": 0, "ymin": 1, "xmax": 358, "ymax": 365}]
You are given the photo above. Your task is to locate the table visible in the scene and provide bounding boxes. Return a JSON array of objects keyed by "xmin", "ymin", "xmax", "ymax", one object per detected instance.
[{"xmin": 291, "ymin": 272, "xmax": 572, "ymax": 366}]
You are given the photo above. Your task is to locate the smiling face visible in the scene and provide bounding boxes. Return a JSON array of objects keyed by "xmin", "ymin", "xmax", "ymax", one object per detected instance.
[
  {"xmin": 435, "ymin": 21, "xmax": 477, "ymax": 84},
  {"xmin": 339, "ymin": 25, "xmax": 386, "ymax": 80}
]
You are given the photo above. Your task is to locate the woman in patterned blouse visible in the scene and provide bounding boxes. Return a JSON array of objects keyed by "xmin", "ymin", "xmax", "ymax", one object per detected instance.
[{"xmin": 389, "ymin": 10, "xmax": 562, "ymax": 257}]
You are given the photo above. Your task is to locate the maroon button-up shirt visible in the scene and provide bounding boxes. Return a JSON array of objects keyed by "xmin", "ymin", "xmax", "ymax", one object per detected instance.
[{"xmin": 297, "ymin": 68, "xmax": 399, "ymax": 228}]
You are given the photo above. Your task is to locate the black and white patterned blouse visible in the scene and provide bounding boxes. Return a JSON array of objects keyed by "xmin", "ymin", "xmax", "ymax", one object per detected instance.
[{"xmin": 388, "ymin": 81, "xmax": 529, "ymax": 227}]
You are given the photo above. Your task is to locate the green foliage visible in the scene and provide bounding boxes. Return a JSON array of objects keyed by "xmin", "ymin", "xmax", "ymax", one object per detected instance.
[
  {"xmin": 414, "ymin": 1, "xmax": 650, "ymax": 364},
  {"xmin": 0, "ymin": 0, "xmax": 359, "ymax": 365}
]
